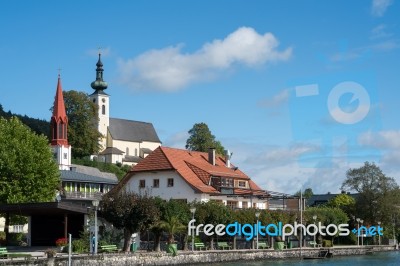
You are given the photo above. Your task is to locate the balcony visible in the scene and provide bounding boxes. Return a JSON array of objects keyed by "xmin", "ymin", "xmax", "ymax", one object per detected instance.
[{"xmin": 62, "ymin": 191, "xmax": 103, "ymax": 201}]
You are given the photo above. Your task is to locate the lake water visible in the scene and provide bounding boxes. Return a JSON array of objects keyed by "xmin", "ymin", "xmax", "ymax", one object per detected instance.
[{"xmin": 212, "ymin": 251, "xmax": 400, "ymax": 266}]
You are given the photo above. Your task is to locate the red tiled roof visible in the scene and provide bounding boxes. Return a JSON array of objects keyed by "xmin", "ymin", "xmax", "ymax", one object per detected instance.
[{"xmin": 118, "ymin": 146, "xmax": 268, "ymax": 196}]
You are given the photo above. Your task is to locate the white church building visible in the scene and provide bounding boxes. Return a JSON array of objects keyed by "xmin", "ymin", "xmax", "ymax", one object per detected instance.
[{"xmin": 89, "ymin": 54, "xmax": 161, "ymax": 166}]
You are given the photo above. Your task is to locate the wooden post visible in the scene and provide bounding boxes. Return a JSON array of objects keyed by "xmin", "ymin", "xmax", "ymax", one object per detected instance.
[{"xmin": 64, "ymin": 214, "xmax": 68, "ymax": 239}]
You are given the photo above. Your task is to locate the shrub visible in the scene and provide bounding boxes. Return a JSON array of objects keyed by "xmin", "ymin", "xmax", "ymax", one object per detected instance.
[
  {"xmin": 72, "ymin": 239, "xmax": 88, "ymax": 253},
  {"xmin": 322, "ymin": 240, "xmax": 332, "ymax": 247}
]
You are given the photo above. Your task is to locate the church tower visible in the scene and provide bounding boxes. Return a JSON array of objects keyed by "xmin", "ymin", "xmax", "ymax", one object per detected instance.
[
  {"xmin": 89, "ymin": 53, "xmax": 109, "ymax": 151},
  {"xmin": 51, "ymin": 75, "xmax": 71, "ymax": 170}
]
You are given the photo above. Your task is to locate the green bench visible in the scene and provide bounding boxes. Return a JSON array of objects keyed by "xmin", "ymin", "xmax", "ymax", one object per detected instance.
[
  {"xmin": 257, "ymin": 242, "xmax": 269, "ymax": 249},
  {"xmin": 0, "ymin": 247, "xmax": 32, "ymax": 259},
  {"xmin": 99, "ymin": 244, "xmax": 119, "ymax": 253},
  {"xmin": 217, "ymin": 242, "xmax": 231, "ymax": 250},
  {"xmin": 309, "ymin": 241, "xmax": 322, "ymax": 248},
  {"xmin": 194, "ymin": 242, "xmax": 207, "ymax": 250},
  {"xmin": 0, "ymin": 247, "xmax": 7, "ymax": 258}
]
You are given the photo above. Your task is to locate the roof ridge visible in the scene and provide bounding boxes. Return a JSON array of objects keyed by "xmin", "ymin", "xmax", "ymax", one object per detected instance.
[{"xmin": 110, "ymin": 117, "xmax": 153, "ymax": 125}]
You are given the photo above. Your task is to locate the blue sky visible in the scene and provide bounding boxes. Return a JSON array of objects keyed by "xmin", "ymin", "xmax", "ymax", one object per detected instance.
[{"xmin": 1, "ymin": 0, "xmax": 399, "ymax": 194}]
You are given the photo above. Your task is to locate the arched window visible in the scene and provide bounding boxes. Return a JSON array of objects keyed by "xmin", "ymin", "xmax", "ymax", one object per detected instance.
[{"xmin": 102, "ymin": 105, "xmax": 106, "ymax": 115}]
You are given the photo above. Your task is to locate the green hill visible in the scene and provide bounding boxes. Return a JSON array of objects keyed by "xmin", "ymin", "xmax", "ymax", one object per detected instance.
[{"xmin": 0, "ymin": 104, "xmax": 50, "ymax": 139}]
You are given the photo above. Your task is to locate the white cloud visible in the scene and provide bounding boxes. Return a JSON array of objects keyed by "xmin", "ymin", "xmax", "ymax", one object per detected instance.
[
  {"xmin": 163, "ymin": 131, "xmax": 189, "ymax": 148},
  {"xmin": 359, "ymin": 130, "xmax": 400, "ymax": 149},
  {"xmin": 370, "ymin": 24, "xmax": 392, "ymax": 40},
  {"xmin": 258, "ymin": 88, "xmax": 291, "ymax": 108},
  {"xmin": 117, "ymin": 27, "xmax": 292, "ymax": 92},
  {"xmin": 371, "ymin": 0, "xmax": 393, "ymax": 17}
]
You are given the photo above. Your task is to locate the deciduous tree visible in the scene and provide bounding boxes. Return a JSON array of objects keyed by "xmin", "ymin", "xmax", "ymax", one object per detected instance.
[
  {"xmin": 0, "ymin": 117, "xmax": 60, "ymax": 243},
  {"xmin": 185, "ymin": 123, "xmax": 225, "ymax": 155},
  {"xmin": 100, "ymin": 191, "xmax": 160, "ymax": 252},
  {"xmin": 341, "ymin": 161, "xmax": 400, "ymax": 226},
  {"xmin": 62, "ymin": 90, "xmax": 102, "ymax": 158}
]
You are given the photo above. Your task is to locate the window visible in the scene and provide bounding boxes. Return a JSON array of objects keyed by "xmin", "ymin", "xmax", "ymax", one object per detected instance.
[
  {"xmin": 12, "ymin": 225, "xmax": 24, "ymax": 233},
  {"xmin": 153, "ymin": 179, "xmax": 159, "ymax": 188},
  {"xmin": 221, "ymin": 178, "xmax": 233, "ymax": 187},
  {"xmin": 238, "ymin": 181, "xmax": 246, "ymax": 188},
  {"xmin": 93, "ymin": 98, "xmax": 96, "ymax": 103},
  {"xmin": 226, "ymin": 201, "xmax": 237, "ymax": 209},
  {"xmin": 242, "ymin": 201, "xmax": 248, "ymax": 209},
  {"xmin": 102, "ymin": 105, "xmax": 106, "ymax": 115},
  {"xmin": 135, "ymin": 148, "xmax": 138, "ymax": 156},
  {"xmin": 126, "ymin": 147, "xmax": 129, "ymax": 156},
  {"xmin": 139, "ymin": 180, "xmax": 145, "ymax": 188},
  {"xmin": 63, "ymin": 153, "xmax": 68, "ymax": 159},
  {"xmin": 167, "ymin": 178, "xmax": 174, "ymax": 187}
]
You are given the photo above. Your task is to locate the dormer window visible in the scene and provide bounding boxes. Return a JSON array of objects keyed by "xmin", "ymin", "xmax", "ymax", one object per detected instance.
[
  {"xmin": 238, "ymin": 181, "xmax": 247, "ymax": 188},
  {"xmin": 221, "ymin": 178, "xmax": 233, "ymax": 187}
]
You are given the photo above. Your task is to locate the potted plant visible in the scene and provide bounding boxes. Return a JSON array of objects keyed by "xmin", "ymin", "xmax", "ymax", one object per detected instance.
[
  {"xmin": 45, "ymin": 248, "xmax": 57, "ymax": 258},
  {"xmin": 55, "ymin": 237, "xmax": 68, "ymax": 252},
  {"xmin": 159, "ymin": 215, "xmax": 185, "ymax": 256}
]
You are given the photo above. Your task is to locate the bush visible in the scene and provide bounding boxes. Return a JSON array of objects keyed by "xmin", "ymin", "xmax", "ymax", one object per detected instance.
[
  {"xmin": 72, "ymin": 239, "xmax": 88, "ymax": 253},
  {"xmin": 322, "ymin": 240, "xmax": 332, "ymax": 247}
]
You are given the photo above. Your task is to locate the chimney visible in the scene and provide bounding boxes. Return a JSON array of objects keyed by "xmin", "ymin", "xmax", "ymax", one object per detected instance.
[
  {"xmin": 208, "ymin": 148, "xmax": 216, "ymax": 166},
  {"xmin": 225, "ymin": 149, "xmax": 231, "ymax": 168}
]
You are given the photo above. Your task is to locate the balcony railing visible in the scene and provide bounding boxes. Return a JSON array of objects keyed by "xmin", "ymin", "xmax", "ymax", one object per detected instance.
[{"xmin": 62, "ymin": 191, "xmax": 103, "ymax": 200}]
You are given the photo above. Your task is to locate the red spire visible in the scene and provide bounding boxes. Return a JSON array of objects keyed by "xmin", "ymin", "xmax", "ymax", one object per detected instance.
[{"xmin": 51, "ymin": 75, "xmax": 68, "ymax": 145}]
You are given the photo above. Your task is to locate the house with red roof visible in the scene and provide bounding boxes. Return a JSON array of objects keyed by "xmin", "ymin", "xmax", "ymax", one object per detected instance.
[{"xmin": 116, "ymin": 146, "xmax": 269, "ymax": 209}]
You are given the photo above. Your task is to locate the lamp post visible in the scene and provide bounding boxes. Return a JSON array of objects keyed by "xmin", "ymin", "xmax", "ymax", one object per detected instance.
[
  {"xmin": 356, "ymin": 218, "xmax": 360, "ymax": 246},
  {"xmin": 255, "ymin": 211, "xmax": 260, "ymax": 249},
  {"xmin": 190, "ymin": 207, "xmax": 196, "ymax": 252},
  {"xmin": 313, "ymin": 215, "xmax": 317, "ymax": 247},
  {"xmin": 360, "ymin": 219, "xmax": 364, "ymax": 246},
  {"xmin": 393, "ymin": 217, "xmax": 396, "ymax": 246},
  {"xmin": 377, "ymin": 221, "xmax": 381, "ymax": 245},
  {"xmin": 92, "ymin": 200, "xmax": 99, "ymax": 254}
]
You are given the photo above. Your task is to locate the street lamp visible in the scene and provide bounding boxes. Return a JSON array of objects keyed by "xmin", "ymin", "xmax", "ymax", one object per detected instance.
[
  {"xmin": 356, "ymin": 218, "xmax": 360, "ymax": 246},
  {"xmin": 313, "ymin": 215, "xmax": 317, "ymax": 247},
  {"xmin": 393, "ymin": 217, "xmax": 396, "ymax": 246},
  {"xmin": 377, "ymin": 221, "xmax": 381, "ymax": 245},
  {"xmin": 92, "ymin": 200, "xmax": 99, "ymax": 254},
  {"xmin": 190, "ymin": 207, "xmax": 196, "ymax": 252},
  {"xmin": 360, "ymin": 219, "xmax": 364, "ymax": 246},
  {"xmin": 255, "ymin": 211, "xmax": 260, "ymax": 250}
]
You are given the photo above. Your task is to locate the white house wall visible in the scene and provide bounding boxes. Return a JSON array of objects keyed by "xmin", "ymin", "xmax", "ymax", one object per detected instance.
[
  {"xmin": 111, "ymin": 140, "xmax": 159, "ymax": 158},
  {"xmin": 123, "ymin": 171, "xmax": 267, "ymax": 209},
  {"xmin": 125, "ymin": 171, "xmax": 199, "ymax": 202}
]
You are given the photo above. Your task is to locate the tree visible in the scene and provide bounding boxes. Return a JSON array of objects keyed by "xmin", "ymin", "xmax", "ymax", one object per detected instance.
[
  {"xmin": 62, "ymin": 90, "xmax": 102, "ymax": 158},
  {"xmin": 185, "ymin": 123, "xmax": 225, "ymax": 155},
  {"xmin": 295, "ymin": 187, "xmax": 314, "ymax": 199},
  {"xmin": 327, "ymin": 193, "xmax": 356, "ymax": 217},
  {"xmin": 194, "ymin": 201, "xmax": 232, "ymax": 249},
  {"xmin": 100, "ymin": 191, "xmax": 160, "ymax": 252},
  {"xmin": 0, "ymin": 117, "xmax": 60, "ymax": 243},
  {"xmin": 341, "ymin": 161, "xmax": 400, "ymax": 226}
]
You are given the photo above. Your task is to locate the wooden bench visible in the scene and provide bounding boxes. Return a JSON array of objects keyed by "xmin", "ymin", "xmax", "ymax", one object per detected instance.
[
  {"xmin": 309, "ymin": 241, "xmax": 322, "ymax": 248},
  {"xmin": 194, "ymin": 242, "xmax": 207, "ymax": 250},
  {"xmin": 99, "ymin": 244, "xmax": 119, "ymax": 253},
  {"xmin": 217, "ymin": 242, "xmax": 231, "ymax": 250},
  {"xmin": 257, "ymin": 242, "xmax": 269, "ymax": 249}
]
